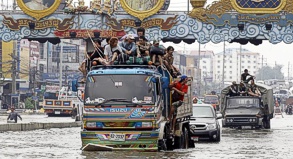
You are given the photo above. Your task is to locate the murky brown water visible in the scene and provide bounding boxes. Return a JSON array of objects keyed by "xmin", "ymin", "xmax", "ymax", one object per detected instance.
[{"xmin": 0, "ymin": 114, "xmax": 293, "ymax": 159}]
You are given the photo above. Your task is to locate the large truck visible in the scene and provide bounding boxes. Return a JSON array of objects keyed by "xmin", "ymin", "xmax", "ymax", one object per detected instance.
[
  {"xmin": 80, "ymin": 64, "xmax": 194, "ymax": 151},
  {"xmin": 43, "ymin": 87, "xmax": 83, "ymax": 117},
  {"xmin": 220, "ymin": 83, "xmax": 274, "ymax": 129},
  {"xmin": 204, "ymin": 94, "xmax": 220, "ymax": 111}
]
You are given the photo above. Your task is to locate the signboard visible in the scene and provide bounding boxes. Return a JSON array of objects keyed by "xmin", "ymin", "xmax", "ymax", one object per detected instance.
[
  {"xmin": 106, "ymin": 15, "xmax": 178, "ymax": 31},
  {"xmin": 2, "ymin": 15, "xmax": 74, "ymax": 31},
  {"xmin": 55, "ymin": 46, "xmax": 77, "ymax": 53},
  {"xmin": 42, "ymin": 73, "xmax": 81, "ymax": 80},
  {"xmin": 54, "ymin": 29, "xmax": 126, "ymax": 38}
]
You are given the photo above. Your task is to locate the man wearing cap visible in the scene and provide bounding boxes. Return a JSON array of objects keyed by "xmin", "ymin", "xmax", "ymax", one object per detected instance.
[
  {"xmin": 228, "ymin": 81, "xmax": 239, "ymax": 96},
  {"xmin": 150, "ymin": 40, "xmax": 164, "ymax": 65},
  {"xmin": 119, "ymin": 35, "xmax": 137, "ymax": 57},
  {"xmin": 7, "ymin": 108, "xmax": 22, "ymax": 123},
  {"xmin": 169, "ymin": 75, "xmax": 189, "ymax": 133}
]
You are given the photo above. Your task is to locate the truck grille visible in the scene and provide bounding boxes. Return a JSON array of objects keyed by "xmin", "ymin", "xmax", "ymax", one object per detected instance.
[
  {"xmin": 226, "ymin": 117, "xmax": 257, "ymax": 123},
  {"xmin": 190, "ymin": 124, "xmax": 207, "ymax": 131},
  {"xmin": 233, "ymin": 118, "xmax": 249, "ymax": 122}
]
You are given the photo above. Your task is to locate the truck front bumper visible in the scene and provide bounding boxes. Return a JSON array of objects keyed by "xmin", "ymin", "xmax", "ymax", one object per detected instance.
[
  {"xmin": 81, "ymin": 130, "xmax": 159, "ymax": 151},
  {"xmin": 222, "ymin": 117, "xmax": 263, "ymax": 127}
]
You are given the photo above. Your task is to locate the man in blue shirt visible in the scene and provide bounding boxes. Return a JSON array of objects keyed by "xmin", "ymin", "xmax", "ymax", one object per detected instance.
[{"xmin": 119, "ymin": 35, "xmax": 137, "ymax": 57}]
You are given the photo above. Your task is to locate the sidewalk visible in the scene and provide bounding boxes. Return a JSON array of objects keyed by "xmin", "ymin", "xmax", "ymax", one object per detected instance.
[
  {"xmin": 0, "ymin": 114, "xmax": 75, "ymax": 124},
  {"xmin": 0, "ymin": 114, "xmax": 81, "ymax": 131}
]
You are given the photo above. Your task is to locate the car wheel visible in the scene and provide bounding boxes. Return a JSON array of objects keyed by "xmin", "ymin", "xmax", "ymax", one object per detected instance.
[{"xmin": 212, "ymin": 130, "xmax": 221, "ymax": 142}]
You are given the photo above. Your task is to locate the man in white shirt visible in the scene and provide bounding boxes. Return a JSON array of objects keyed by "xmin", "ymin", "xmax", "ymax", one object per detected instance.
[{"xmin": 25, "ymin": 0, "xmax": 48, "ymax": 10}]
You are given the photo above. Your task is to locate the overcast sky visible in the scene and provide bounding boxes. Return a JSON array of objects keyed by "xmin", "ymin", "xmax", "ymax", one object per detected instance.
[{"xmin": 2, "ymin": 0, "xmax": 291, "ymax": 73}]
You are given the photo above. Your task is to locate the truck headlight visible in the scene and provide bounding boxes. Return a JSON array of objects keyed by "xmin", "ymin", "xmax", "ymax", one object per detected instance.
[
  {"xmin": 207, "ymin": 124, "xmax": 216, "ymax": 130},
  {"xmin": 142, "ymin": 122, "xmax": 152, "ymax": 127},
  {"xmin": 86, "ymin": 122, "xmax": 96, "ymax": 128}
]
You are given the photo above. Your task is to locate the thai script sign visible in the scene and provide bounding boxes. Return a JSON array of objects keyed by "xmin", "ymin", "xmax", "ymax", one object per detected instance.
[
  {"xmin": 238, "ymin": 14, "xmax": 281, "ymax": 23},
  {"xmin": 2, "ymin": 15, "xmax": 74, "ymax": 31},
  {"xmin": 54, "ymin": 29, "xmax": 126, "ymax": 38},
  {"xmin": 106, "ymin": 15, "xmax": 178, "ymax": 31}
]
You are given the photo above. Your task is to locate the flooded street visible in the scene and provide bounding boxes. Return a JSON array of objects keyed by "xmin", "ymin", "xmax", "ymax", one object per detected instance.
[{"xmin": 0, "ymin": 114, "xmax": 292, "ymax": 159}]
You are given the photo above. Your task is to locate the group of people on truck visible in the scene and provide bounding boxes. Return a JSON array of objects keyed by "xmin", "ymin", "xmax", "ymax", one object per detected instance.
[
  {"xmin": 228, "ymin": 69, "xmax": 261, "ymax": 97},
  {"xmin": 78, "ymin": 28, "xmax": 181, "ymax": 82}
]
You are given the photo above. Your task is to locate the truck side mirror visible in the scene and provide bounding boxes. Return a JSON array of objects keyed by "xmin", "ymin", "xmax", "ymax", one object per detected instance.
[{"xmin": 161, "ymin": 77, "xmax": 169, "ymax": 89}]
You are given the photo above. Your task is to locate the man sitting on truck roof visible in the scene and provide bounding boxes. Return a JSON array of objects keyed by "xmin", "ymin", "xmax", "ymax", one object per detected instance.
[
  {"xmin": 169, "ymin": 75, "xmax": 189, "ymax": 134},
  {"xmin": 228, "ymin": 81, "xmax": 239, "ymax": 96},
  {"xmin": 248, "ymin": 80, "xmax": 261, "ymax": 97},
  {"xmin": 239, "ymin": 82, "xmax": 247, "ymax": 96},
  {"xmin": 241, "ymin": 69, "xmax": 254, "ymax": 84}
]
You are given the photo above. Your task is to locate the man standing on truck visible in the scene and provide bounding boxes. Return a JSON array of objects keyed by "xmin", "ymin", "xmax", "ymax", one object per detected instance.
[{"xmin": 169, "ymin": 75, "xmax": 189, "ymax": 133}]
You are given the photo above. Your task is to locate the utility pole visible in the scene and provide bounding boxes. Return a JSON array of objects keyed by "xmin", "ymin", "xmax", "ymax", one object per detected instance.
[
  {"xmin": 222, "ymin": 40, "xmax": 225, "ymax": 88},
  {"xmin": 261, "ymin": 55, "xmax": 263, "ymax": 80},
  {"xmin": 11, "ymin": 41, "xmax": 17, "ymax": 95},
  {"xmin": 13, "ymin": 0, "xmax": 16, "ymax": 10},
  {"xmin": 59, "ymin": 41, "xmax": 63, "ymax": 89},
  {"xmin": 198, "ymin": 43, "xmax": 201, "ymax": 96},
  {"xmin": 288, "ymin": 62, "xmax": 290, "ymax": 81},
  {"xmin": 239, "ymin": 45, "xmax": 242, "ymax": 81},
  {"xmin": 10, "ymin": 40, "xmax": 19, "ymax": 108}
]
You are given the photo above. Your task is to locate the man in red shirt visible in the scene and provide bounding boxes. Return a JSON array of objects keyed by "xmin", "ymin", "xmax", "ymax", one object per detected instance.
[{"xmin": 169, "ymin": 75, "xmax": 189, "ymax": 133}]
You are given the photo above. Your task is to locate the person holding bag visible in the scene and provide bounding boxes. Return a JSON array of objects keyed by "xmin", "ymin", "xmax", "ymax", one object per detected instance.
[{"xmin": 168, "ymin": 75, "xmax": 189, "ymax": 133}]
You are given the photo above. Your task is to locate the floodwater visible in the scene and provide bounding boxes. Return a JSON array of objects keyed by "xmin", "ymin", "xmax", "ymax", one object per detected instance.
[{"xmin": 0, "ymin": 114, "xmax": 293, "ymax": 159}]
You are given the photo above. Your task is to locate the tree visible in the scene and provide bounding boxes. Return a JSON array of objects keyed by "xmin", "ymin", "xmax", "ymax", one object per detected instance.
[
  {"xmin": 25, "ymin": 98, "xmax": 34, "ymax": 109},
  {"xmin": 256, "ymin": 65, "xmax": 284, "ymax": 80}
]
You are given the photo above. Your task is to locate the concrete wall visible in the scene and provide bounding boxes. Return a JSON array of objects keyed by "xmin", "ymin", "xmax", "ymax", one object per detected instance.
[{"xmin": 0, "ymin": 122, "xmax": 81, "ymax": 132}]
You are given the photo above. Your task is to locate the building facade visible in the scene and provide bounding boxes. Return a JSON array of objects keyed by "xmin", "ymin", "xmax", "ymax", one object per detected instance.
[
  {"xmin": 174, "ymin": 50, "xmax": 214, "ymax": 82},
  {"xmin": 213, "ymin": 48, "xmax": 261, "ymax": 84}
]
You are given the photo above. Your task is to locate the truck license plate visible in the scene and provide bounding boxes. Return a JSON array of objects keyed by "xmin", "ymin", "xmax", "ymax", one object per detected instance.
[
  {"xmin": 191, "ymin": 137, "xmax": 199, "ymax": 141},
  {"xmin": 55, "ymin": 111, "xmax": 60, "ymax": 114},
  {"xmin": 109, "ymin": 133, "xmax": 125, "ymax": 141}
]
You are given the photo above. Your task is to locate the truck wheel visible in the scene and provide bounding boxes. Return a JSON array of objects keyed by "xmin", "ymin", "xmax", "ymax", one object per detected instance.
[
  {"xmin": 262, "ymin": 117, "xmax": 271, "ymax": 129},
  {"xmin": 180, "ymin": 127, "xmax": 189, "ymax": 149},
  {"xmin": 158, "ymin": 124, "xmax": 173, "ymax": 151}
]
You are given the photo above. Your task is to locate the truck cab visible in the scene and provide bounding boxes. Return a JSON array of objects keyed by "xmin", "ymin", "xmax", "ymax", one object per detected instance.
[
  {"xmin": 221, "ymin": 84, "xmax": 274, "ymax": 129},
  {"xmin": 80, "ymin": 65, "xmax": 194, "ymax": 151},
  {"xmin": 204, "ymin": 95, "xmax": 219, "ymax": 111}
]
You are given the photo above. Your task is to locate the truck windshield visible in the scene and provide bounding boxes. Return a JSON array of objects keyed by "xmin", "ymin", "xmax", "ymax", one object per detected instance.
[
  {"xmin": 227, "ymin": 98, "xmax": 259, "ymax": 108},
  {"xmin": 192, "ymin": 106, "xmax": 214, "ymax": 118},
  {"xmin": 204, "ymin": 96, "xmax": 219, "ymax": 104},
  {"xmin": 44, "ymin": 92, "xmax": 58, "ymax": 100},
  {"xmin": 85, "ymin": 75, "xmax": 155, "ymax": 104}
]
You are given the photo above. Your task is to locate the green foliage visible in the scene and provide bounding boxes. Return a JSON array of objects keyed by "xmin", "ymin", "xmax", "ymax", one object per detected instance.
[
  {"xmin": 255, "ymin": 65, "xmax": 284, "ymax": 80},
  {"xmin": 25, "ymin": 98, "xmax": 34, "ymax": 109}
]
